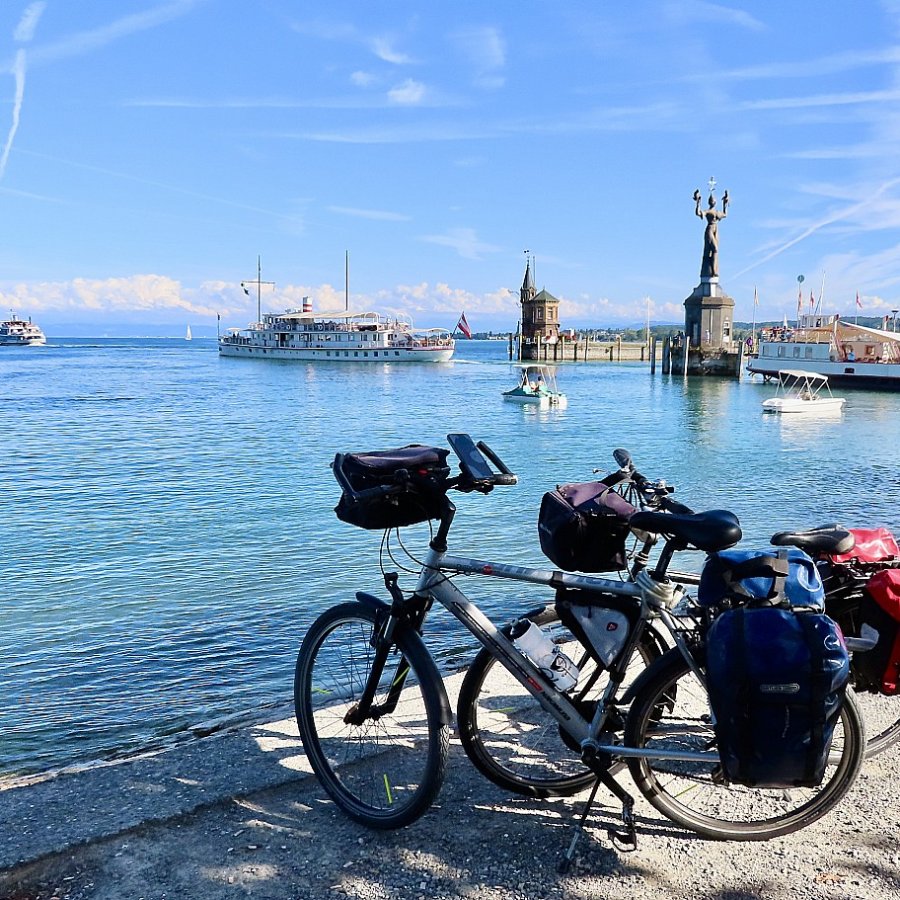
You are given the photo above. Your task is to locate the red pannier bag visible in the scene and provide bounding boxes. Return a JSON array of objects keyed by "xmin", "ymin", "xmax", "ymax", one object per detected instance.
[
  {"xmin": 831, "ymin": 528, "xmax": 900, "ymax": 565},
  {"xmin": 855, "ymin": 569, "xmax": 900, "ymax": 695}
]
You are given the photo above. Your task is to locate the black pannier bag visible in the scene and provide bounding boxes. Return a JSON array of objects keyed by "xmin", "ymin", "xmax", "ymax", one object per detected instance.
[
  {"xmin": 555, "ymin": 589, "xmax": 639, "ymax": 670},
  {"xmin": 538, "ymin": 481, "xmax": 636, "ymax": 572},
  {"xmin": 850, "ymin": 568, "xmax": 900, "ymax": 695},
  {"xmin": 334, "ymin": 444, "xmax": 451, "ymax": 530},
  {"xmin": 703, "ymin": 550, "xmax": 850, "ymax": 788}
]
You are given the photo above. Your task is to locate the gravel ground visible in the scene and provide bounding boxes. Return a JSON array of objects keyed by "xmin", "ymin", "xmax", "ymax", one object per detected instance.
[{"xmin": 1, "ymin": 709, "xmax": 899, "ymax": 900}]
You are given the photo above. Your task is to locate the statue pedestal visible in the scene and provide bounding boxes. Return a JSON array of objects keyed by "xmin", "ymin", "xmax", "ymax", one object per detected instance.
[{"xmin": 672, "ymin": 279, "xmax": 742, "ymax": 377}]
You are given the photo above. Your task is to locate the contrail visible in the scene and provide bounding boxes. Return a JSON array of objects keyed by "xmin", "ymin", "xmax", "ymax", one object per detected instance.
[
  {"xmin": 0, "ymin": 2, "xmax": 46, "ymax": 181},
  {"xmin": 733, "ymin": 177, "xmax": 900, "ymax": 278},
  {"xmin": 0, "ymin": 49, "xmax": 26, "ymax": 180}
]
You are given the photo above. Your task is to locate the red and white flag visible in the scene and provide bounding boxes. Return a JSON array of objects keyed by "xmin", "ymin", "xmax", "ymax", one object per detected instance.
[
  {"xmin": 809, "ymin": 291, "xmax": 815, "ymax": 310},
  {"xmin": 456, "ymin": 312, "xmax": 472, "ymax": 339}
]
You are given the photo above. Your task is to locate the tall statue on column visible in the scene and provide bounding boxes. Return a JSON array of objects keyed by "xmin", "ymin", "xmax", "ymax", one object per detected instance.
[{"xmin": 693, "ymin": 181, "xmax": 729, "ymax": 279}]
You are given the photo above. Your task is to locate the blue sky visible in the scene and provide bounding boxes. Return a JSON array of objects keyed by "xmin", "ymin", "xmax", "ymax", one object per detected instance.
[{"xmin": 2, "ymin": 1, "xmax": 900, "ymax": 335}]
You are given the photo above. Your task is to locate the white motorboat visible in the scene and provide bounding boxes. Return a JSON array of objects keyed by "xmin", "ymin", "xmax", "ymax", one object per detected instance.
[
  {"xmin": 502, "ymin": 364, "xmax": 567, "ymax": 407},
  {"xmin": 0, "ymin": 314, "xmax": 46, "ymax": 346},
  {"xmin": 762, "ymin": 369, "xmax": 846, "ymax": 415}
]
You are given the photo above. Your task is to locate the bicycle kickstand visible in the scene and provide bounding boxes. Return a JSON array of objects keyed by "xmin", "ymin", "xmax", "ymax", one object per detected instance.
[{"xmin": 558, "ymin": 779, "xmax": 601, "ymax": 874}]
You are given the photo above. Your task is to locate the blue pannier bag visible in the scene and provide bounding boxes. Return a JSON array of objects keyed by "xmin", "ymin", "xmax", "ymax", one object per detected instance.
[
  {"xmin": 703, "ymin": 550, "xmax": 850, "ymax": 788},
  {"xmin": 698, "ymin": 547, "xmax": 825, "ymax": 610}
]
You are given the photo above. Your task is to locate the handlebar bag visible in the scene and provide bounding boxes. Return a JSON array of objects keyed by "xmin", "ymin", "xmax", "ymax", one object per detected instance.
[
  {"xmin": 334, "ymin": 445, "xmax": 451, "ymax": 530},
  {"xmin": 537, "ymin": 481, "xmax": 636, "ymax": 573},
  {"xmin": 698, "ymin": 548, "xmax": 825, "ymax": 611},
  {"xmin": 848, "ymin": 568, "xmax": 900, "ymax": 695},
  {"xmin": 705, "ymin": 605, "xmax": 849, "ymax": 788}
]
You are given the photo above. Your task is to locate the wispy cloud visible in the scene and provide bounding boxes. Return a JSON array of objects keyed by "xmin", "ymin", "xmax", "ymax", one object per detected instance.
[
  {"xmin": 14, "ymin": 2, "xmax": 46, "ymax": 43},
  {"xmin": 387, "ymin": 78, "xmax": 426, "ymax": 105},
  {"xmin": 663, "ymin": 0, "xmax": 765, "ymax": 32},
  {"xmin": 734, "ymin": 177, "xmax": 900, "ymax": 277},
  {"xmin": 741, "ymin": 89, "xmax": 900, "ymax": 111},
  {"xmin": 26, "ymin": 0, "xmax": 201, "ymax": 68},
  {"xmin": 419, "ymin": 227, "xmax": 501, "ymax": 260},
  {"xmin": 449, "ymin": 26, "xmax": 506, "ymax": 89},
  {"xmin": 327, "ymin": 205, "xmax": 410, "ymax": 222},
  {"xmin": 371, "ymin": 36, "xmax": 412, "ymax": 65}
]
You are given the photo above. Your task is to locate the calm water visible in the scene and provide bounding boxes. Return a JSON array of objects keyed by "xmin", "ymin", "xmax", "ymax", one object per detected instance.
[{"xmin": 2, "ymin": 337, "xmax": 898, "ymax": 776}]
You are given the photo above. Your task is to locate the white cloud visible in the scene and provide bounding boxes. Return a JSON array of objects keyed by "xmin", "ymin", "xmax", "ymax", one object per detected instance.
[
  {"xmin": 387, "ymin": 78, "xmax": 426, "ymax": 105},
  {"xmin": 449, "ymin": 26, "xmax": 506, "ymax": 89},
  {"xmin": 327, "ymin": 205, "xmax": 410, "ymax": 221},
  {"xmin": 371, "ymin": 37, "xmax": 412, "ymax": 65},
  {"xmin": 14, "ymin": 2, "xmax": 46, "ymax": 43},
  {"xmin": 350, "ymin": 70, "xmax": 376, "ymax": 88},
  {"xmin": 419, "ymin": 228, "xmax": 501, "ymax": 260},
  {"xmin": 664, "ymin": 0, "xmax": 765, "ymax": 32}
]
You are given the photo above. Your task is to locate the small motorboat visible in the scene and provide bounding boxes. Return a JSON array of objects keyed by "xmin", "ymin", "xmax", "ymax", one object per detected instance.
[
  {"xmin": 762, "ymin": 369, "xmax": 846, "ymax": 415},
  {"xmin": 502, "ymin": 364, "xmax": 567, "ymax": 407}
]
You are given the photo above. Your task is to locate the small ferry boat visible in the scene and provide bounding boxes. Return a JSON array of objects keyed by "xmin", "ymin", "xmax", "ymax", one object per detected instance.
[
  {"xmin": 761, "ymin": 370, "xmax": 846, "ymax": 415},
  {"xmin": 748, "ymin": 314, "xmax": 900, "ymax": 389},
  {"xmin": 502, "ymin": 364, "xmax": 567, "ymax": 407},
  {"xmin": 0, "ymin": 314, "xmax": 46, "ymax": 346},
  {"xmin": 219, "ymin": 309, "xmax": 455, "ymax": 362}
]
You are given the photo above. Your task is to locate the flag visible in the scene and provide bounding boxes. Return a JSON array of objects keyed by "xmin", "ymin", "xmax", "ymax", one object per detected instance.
[
  {"xmin": 856, "ymin": 291, "xmax": 862, "ymax": 309},
  {"xmin": 456, "ymin": 312, "xmax": 472, "ymax": 339},
  {"xmin": 753, "ymin": 286, "xmax": 759, "ymax": 306},
  {"xmin": 243, "ymin": 287, "xmax": 250, "ymax": 296},
  {"xmin": 809, "ymin": 291, "xmax": 815, "ymax": 310}
]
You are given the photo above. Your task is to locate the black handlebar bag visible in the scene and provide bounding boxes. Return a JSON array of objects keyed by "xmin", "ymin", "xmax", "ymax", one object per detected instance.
[
  {"xmin": 334, "ymin": 445, "xmax": 450, "ymax": 530},
  {"xmin": 538, "ymin": 481, "xmax": 635, "ymax": 572}
]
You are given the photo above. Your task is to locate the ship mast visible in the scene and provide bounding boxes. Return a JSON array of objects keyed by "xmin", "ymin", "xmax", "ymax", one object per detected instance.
[{"xmin": 241, "ymin": 256, "xmax": 275, "ymax": 326}]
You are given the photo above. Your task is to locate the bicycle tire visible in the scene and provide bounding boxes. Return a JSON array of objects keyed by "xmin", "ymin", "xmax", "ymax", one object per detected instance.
[
  {"xmin": 625, "ymin": 650, "xmax": 865, "ymax": 840},
  {"xmin": 294, "ymin": 601, "xmax": 450, "ymax": 829},
  {"xmin": 457, "ymin": 606, "xmax": 660, "ymax": 798},
  {"xmin": 849, "ymin": 689, "xmax": 900, "ymax": 757}
]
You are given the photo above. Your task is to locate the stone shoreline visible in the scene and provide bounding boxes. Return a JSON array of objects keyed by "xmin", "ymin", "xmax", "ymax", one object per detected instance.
[{"xmin": 1, "ymin": 708, "xmax": 899, "ymax": 900}]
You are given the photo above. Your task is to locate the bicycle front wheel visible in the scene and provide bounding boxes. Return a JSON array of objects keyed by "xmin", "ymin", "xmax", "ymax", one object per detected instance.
[
  {"xmin": 625, "ymin": 651, "xmax": 865, "ymax": 840},
  {"xmin": 294, "ymin": 602, "xmax": 450, "ymax": 829},
  {"xmin": 457, "ymin": 607, "xmax": 660, "ymax": 798}
]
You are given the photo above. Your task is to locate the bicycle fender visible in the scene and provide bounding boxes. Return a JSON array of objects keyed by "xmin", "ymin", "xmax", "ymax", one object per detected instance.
[
  {"xmin": 353, "ymin": 592, "xmax": 452, "ymax": 728},
  {"xmin": 619, "ymin": 647, "xmax": 684, "ymax": 705},
  {"xmin": 355, "ymin": 591, "xmax": 389, "ymax": 612}
]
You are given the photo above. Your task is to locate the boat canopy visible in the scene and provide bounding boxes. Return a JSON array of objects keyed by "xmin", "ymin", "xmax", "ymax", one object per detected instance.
[{"xmin": 777, "ymin": 369, "xmax": 830, "ymax": 382}]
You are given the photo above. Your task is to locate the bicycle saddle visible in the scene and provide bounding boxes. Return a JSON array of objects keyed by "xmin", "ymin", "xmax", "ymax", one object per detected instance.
[
  {"xmin": 629, "ymin": 509, "xmax": 742, "ymax": 552},
  {"xmin": 770, "ymin": 524, "xmax": 854, "ymax": 556}
]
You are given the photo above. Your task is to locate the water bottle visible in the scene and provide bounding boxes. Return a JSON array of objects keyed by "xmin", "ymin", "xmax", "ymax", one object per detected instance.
[{"xmin": 512, "ymin": 620, "xmax": 580, "ymax": 692}]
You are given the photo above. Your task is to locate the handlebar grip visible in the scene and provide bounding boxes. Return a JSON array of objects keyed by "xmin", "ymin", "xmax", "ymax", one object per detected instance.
[
  {"xmin": 492, "ymin": 473, "xmax": 518, "ymax": 486},
  {"xmin": 477, "ymin": 440, "xmax": 514, "ymax": 476}
]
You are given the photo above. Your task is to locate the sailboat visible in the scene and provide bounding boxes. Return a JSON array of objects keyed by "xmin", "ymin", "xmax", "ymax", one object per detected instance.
[{"xmin": 185, "ymin": 325, "xmax": 192, "ymax": 341}]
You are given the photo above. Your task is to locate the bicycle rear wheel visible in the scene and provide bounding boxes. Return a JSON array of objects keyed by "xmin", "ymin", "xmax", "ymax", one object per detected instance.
[
  {"xmin": 625, "ymin": 651, "xmax": 865, "ymax": 840},
  {"xmin": 457, "ymin": 607, "xmax": 660, "ymax": 797},
  {"xmin": 294, "ymin": 602, "xmax": 450, "ymax": 829},
  {"xmin": 850, "ymin": 688, "xmax": 900, "ymax": 757}
]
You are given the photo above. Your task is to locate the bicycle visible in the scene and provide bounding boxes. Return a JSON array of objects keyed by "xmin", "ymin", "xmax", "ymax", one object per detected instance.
[{"xmin": 294, "ymin": 434, "xmax": 865, "ymax": 865}]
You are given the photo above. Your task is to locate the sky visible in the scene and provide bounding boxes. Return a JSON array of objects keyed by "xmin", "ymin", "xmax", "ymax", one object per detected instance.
[{"xmin": 3, "ymin": 1, "xmax": 900, "ymax": 336}]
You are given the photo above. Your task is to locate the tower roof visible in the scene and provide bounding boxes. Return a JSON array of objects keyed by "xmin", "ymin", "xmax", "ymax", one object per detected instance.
[{"xmin": 522, "ymin": 259, "xmax": 535, "ymax": 292}]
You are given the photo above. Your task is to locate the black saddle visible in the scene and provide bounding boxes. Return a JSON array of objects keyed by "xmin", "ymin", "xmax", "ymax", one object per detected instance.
[
  {"xmin": 770, "ymin": 524, "xmax": 854, "ymax": 557},
  {"xmin": 629, "ymin": 509, "xmax": 742, "ymax": 552}
]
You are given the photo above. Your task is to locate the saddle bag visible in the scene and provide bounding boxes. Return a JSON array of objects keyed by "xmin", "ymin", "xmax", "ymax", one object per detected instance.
[
  {"xmin": 333, "ymin": 444, "xmax": 451, "ymax": 530},
  {"xmin": 702, "ymin": 549, "xmax": 849, "ymax": 788},
  {"xmin": 554, "ymin": 589, "xmax": 640, "ymax": 669},
  {"xmin": 830, "ymin": 527, "xmax": 900, "ymax": 565},
  {"xmin": 537, "ymin": 481, "xmax": 635, "ymax": 572},
  {"xmin": 850, "ymin": 568, "xmax": 900, "ymax": 695}
]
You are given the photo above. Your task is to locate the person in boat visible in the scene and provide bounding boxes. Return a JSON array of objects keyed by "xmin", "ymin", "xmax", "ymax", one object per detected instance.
[{"xmin": 847, "ymin": 348, "xmax": 856, "ymax": 362}]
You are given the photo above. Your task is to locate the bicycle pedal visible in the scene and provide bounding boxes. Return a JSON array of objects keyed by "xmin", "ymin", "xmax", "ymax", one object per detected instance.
[{"xmin": 608, "ymin": 824, "xmax": 637, "ymax": 852}]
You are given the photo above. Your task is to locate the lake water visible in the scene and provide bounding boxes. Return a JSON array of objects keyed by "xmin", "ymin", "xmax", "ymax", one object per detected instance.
[{"xmin": 2, "ymin": 337, "xmax": 898, "ymax": 777}]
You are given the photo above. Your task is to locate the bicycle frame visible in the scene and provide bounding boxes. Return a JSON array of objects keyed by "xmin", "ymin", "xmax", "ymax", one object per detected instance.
[{"xmin": 407, "ymin": 545, "xmax": 717, "ymax": 765}]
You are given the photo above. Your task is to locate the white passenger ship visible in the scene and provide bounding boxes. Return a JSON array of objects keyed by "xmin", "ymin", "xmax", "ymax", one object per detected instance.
[
  {"xmin": 219, "ymin": 308, "xmax": 455, "ymax": 362},
  {"xmin": 0, "ymin": 314, "xmax": 46, "ymax": 346},
  {"xmin": 747, "ymin": 313, "xmax": 900, "ymax": 389}
]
